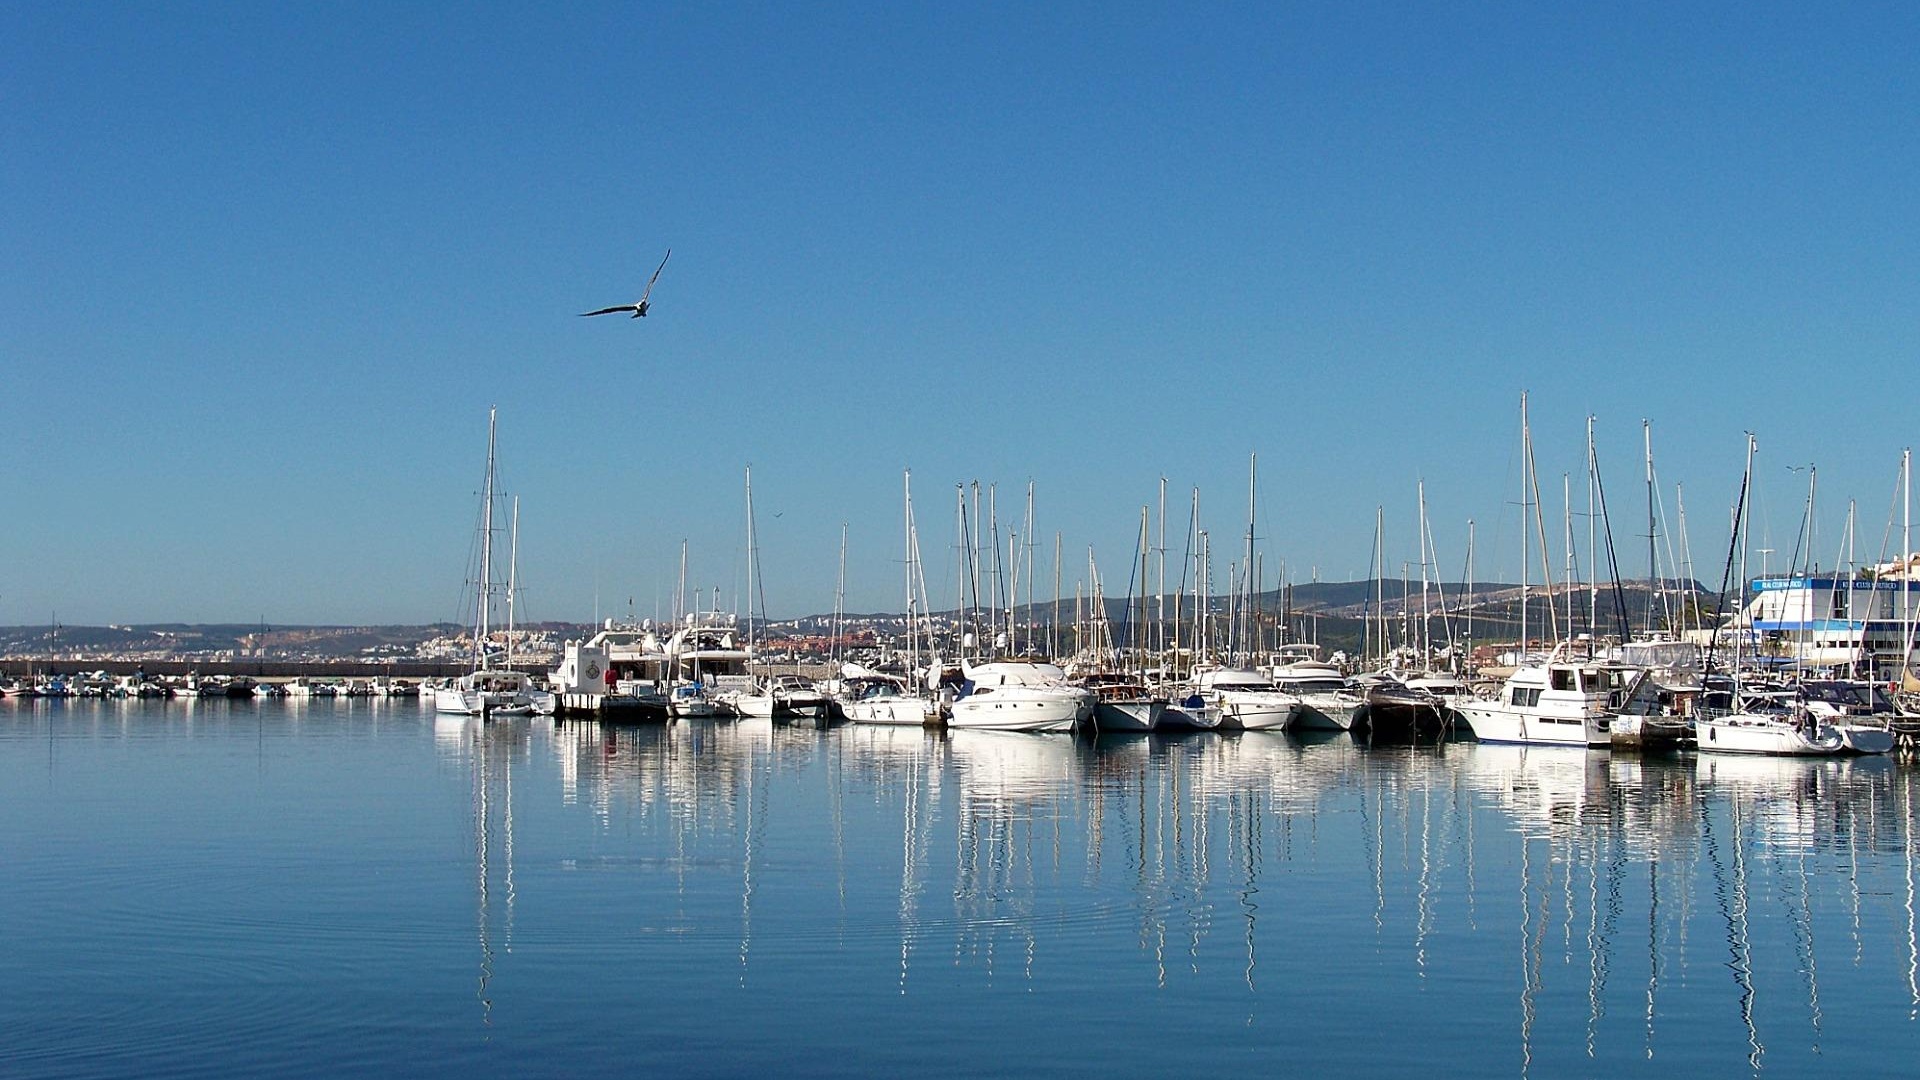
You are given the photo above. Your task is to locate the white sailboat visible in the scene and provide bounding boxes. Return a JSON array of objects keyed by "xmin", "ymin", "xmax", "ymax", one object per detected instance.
[
  {"xmin": 1697, "ymin": 435, "xmax": 1844, "ymax": 756},
  {"xmin": 436, "ymin": 409, "xmax": 535, "ymax": 717},
  {"xmin": 845, "ymin": 470, "xmax": 941, "ymax": 726}
]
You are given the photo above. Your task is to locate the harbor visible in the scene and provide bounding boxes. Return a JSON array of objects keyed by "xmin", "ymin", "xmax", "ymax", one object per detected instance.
[
  {"xmin": 7, "ymin": 695, "xmax": 1920, "ymax": 1076},
  {"xmin": 13, "ymin": 4, "xmax": 1920, "ymax": 1075}
]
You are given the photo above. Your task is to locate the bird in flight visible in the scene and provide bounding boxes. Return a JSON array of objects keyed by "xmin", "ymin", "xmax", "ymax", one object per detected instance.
[{"xmin": 581, "ymin": 249, "xmax": 671, "ymax": 318}]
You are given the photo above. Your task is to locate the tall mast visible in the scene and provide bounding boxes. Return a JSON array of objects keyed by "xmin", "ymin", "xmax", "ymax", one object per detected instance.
[
  {"xmin": 1139, "ymin": 505, "xmax": 1151, "ymax": 674},
  {"xmin": 676, "ymin": 541, "xmax": 688, "ymax": 624},
  {"xmin": 957, "ymin": 484, "xmax": 973, "ymax": 649},
  {"xmin": 1739, "ymin": 434, "xmax": 1756, "ymax": 679},
  {"xmin": 1904, "ymin": 448, "xmax": 1913, "ymax": 682},
  {"xmin": 1418, "ymin": 479, "xmax": 1431, "ymax": 666},
  {"xmin": 1520, "ymin": 393, "xmax": 1530, "ymax": 663},
  {"xmin": 506, "ymin": 495, "xmax": 519, "ymax": 673},
  {"xmin": 1644, "ymin": 419, "xmax": 1657, "ymax": 638},
  {"xmin": 987, "ymin": 484, "xmax": 1002, "ymax": 643},
  {"xmin": 1243, "ymin": 452, "xmax": 1258, "ymax": 664},
  {"xmin": 833, "ymin": 522, "xmax": 847, "ymax": 670},
  {"xmin": 1052, "ymin": 531, "xmax": 1062, "ymax": 659},
  {"xmin": 1676, "ymin": 483, "xmax": 1695, "ymax": 637},
  {"xmin": 1022, "ymin": 481, "xmax": 1036, "ymax": 655},
  {"xmin": 1157, "ymin": 477, "xmax": 1168, "ymax": 664},
  {"xmin": 1465, "ymin": 519, "xmax": 1476, "ymax": 675},
  {"xmin": 1586, "ymin": 416, "xmax": 1598, "ymax": 646},
  {"xmin": 1198, "ymin": 529, "xmax": 1211, "ymax": 661},
  {"xmin": 1564, "ymin": 471, "xmax": 1575, "ymax": 653},
  {"xmin": 902, "ymin": 470, "xmax": 915, "ymax": 686},
  {"xmin": 743, "ymin": 464, "xmax": 759, "ymax": 650},
  {"xmin": 1845, "ymin": 498, "xmax": 1857, "ymax": 679},
  {"xmin": 475, "ymin": 406, "xmax": 497, "ymax": 671}
]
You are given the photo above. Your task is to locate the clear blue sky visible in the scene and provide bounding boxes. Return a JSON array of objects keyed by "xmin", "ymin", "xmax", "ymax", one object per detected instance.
[{"xmin": 4, "ymin": 2, "xmax": 1916, "ymax": 625}]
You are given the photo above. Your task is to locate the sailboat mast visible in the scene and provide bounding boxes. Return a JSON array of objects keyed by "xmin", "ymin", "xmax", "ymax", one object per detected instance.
[
  {"xmin": 1904, "ymin": 447, "xmax": 1912, "ymax": 681},
  {"xmin": 1564, "ymin": 471, "xmax": 1575, "ymax": 653},
  {"xmin": 744, "ymin": 464, "xmax": 758, "ymax": 650},
  {"xmin": 1418, "ymin": 480, "xmax": 1431, "ymax": 667},
  {"xmin": 1520, "ymin": 393, "xmax": 1530, "ymax": 663},
  {"xmin": 676, "ymin": 541, "xmax": 688, "ymax": 625},
  {"xmin": 1645, "ymin": 419, "xmax": 1658, "ymax": 638},
  {"xmin": 506, "ymin": 495, "xmax": 519, "ymax": 673},
  {"xmin": 834, "ymin": 522, "xmax": 847, "ymax": 671},
  {"xmin": 1139, "ymin": 505, "xmax": 1151, "ymax": 674},
  {"xmin": 987, "ymin": 484, "xmax": 1002, "ymax": 644},
  {"xmin": 476, "ymin": 406, "xmax": 497, "ymax": 671},
  {"xmin": 1157, "ymin": 477, "xmax": 1168, "ymax": 665},
  {"xmin": 1587, "ymin": 417, "xmax": 1599, "ymax": 647},
  {"xmin": 903, "ymin": 470, "xmax": 915, "ymax": 686},
  {"xmin": 1465, "ymin": 519, "xmax": 1476, "ymax": 676},
  {"xmin": 1052, "ymin": 531, "xmax": 1062, "ymax": 660},
  {"xmin": 1243, "ymin": 452, "xmax": 1257, "ymax": 664}
]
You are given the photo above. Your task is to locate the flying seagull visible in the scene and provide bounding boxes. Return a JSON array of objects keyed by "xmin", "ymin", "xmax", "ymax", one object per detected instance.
[{"xmin": 581, "ymin": 249, "xmax": 671, "ymax": 318}]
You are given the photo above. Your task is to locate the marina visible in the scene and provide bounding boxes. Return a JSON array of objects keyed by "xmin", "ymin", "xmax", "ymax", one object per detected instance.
[
  {"xmin": 13, "ymin": 6, "xmax": 1920, "ymax": 1076},
  {"xmin": 8, "ymin": 695, "xmax": 1920, "ymax": 1076}
]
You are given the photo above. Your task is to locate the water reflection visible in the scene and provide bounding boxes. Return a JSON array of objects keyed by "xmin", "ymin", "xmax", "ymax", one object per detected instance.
[
  {"xmin": 437, "ymin": 714, "xmax": 533, "ymax": 1028},
  {"xmin": 420, "ymin": 710, "xmax": 1920, "ymax": 1071}
]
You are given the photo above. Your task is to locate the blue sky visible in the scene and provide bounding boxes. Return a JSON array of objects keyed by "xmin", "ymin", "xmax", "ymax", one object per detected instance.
[{"xmin": 4, "ymin": 2, "xmax": 1917, "ymax": 625}]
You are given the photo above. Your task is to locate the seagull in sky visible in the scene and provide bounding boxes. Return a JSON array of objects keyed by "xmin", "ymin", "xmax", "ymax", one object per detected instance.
[{"xmin": 581, "ymin": 249, "xmax": 671, "ymax": 318}]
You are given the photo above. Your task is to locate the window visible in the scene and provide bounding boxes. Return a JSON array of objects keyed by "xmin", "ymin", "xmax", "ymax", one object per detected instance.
[{"xmin": 1550, "ymin": 669, "xmax": 1575, "ymax": 691}]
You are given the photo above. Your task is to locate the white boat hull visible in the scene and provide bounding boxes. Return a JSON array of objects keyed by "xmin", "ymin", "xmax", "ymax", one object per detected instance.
[
  {"xmin": 731, "ymin": 695, "xmax": 774, "ymax": 718},
  {"xmin": 435, "ymin": 687, "xmax": 480, "ymax": 715},
  {"xmin": 434, "ymin": 686, "xmax": 531, "ymax": 716},
  {"xmin": 1093, "ymin": 699, "xmax": 1165, "ymax": 732},
  {"xmin": 1697, "ymin": 714, "xmax": 1842, "ymax": 756},
  {"xmin": 1455, "ymin": 701, "xmax": 1610, "ymax": 747},
  {"xmin": 1216, "ymin": 693, "xmax": 1295, "ymax": 731},
  {"xmin": 950, "ymin": 690, "xmax": 1088, "ymax": 733},
  {"xmin": 845, "ymin": 696, "xmax": 935, "ymax": 726},
  {"xmin": 1292, "ymin": 693, "xmax": 1362, "ymax": 732}
]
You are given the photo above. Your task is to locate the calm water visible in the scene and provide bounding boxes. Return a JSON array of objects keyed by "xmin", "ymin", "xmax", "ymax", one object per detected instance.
[{"xmin": 6, "ymin": 699, "xmax": 1920, "ymax": 1077}]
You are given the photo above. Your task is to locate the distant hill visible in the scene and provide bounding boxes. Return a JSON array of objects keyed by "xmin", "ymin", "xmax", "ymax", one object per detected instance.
[{"xmin": 1, "ymin": 578, "xmax": 1709, "ymax": 663}]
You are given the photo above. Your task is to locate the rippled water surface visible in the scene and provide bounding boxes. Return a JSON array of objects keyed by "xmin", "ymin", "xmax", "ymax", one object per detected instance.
[{"xmin": 7, "ymin": 698, "xmax": 1920, "ymax": 1077}]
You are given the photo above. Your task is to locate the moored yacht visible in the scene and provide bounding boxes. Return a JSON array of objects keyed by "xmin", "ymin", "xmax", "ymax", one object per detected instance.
[
  {"xmin": 1453, "ymin": 657, "xmax": 1614, "ymax": 747},
  {"xmin": 840, "ymin": 671, "xmax": 940, "ymax": 726},
  {"xmin": 1073, "ymin": 671, "xmax": 1167, "ymax": 733},
  {"xmin": 948, "ymin": 658, "xmax": 1094, "ymax": 733},
  {"xmin": 1185, "ymin": 664, "xmax": 1295, "ymax": 731},
  {"xmin": 434, "ymin": 668, "xmax": 536, "ymax": 716},
  {"xmin": 733, "ymin": 672, "xmax": 831, "ymax": 721},
  {"xmin": 1355, "ymin": 673, "xmax": 1447, "ymax": 740},
  {"xmin": 1268, "ymin": 646, "xmax": 1362, "ymax": 731},
  {"xmin": 662, "ymin": 612, "xmax": 755, "ymax": 714},
  {"xmin": 1696, "ymin": 707, "xmax": 1844, "ymax": 756}
]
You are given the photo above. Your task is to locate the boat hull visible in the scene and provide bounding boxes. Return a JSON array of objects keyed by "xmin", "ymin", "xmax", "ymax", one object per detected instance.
[
  {"xmin": 1696, "ymin": 715, "xmax": 1841, "ymax": 756},
  {"xmin": 846, "ymin": 696, "xmax": 938, "ymax": 726},
  {"xmin": 1455, "ymin": 702, "xmax": 1610, "ymax": 747},
  {"xmin": 1292, "ymin": 694, "xmax": 1362, "ymax": 732},
  {"xmin": 1158, "ymin": 700, "xmax": 1222, "ymax": 730},
  {"xmin": 1832, "ymin": 723, "xmax": 1895, "ymax": 755},
  {"xmin": 1093, "ymin": 699, "xmax": 1165, "ymax": 733},
  {"xmin": 950, "ymin": 693, "xmax": 1087, "ymax": 733}
]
